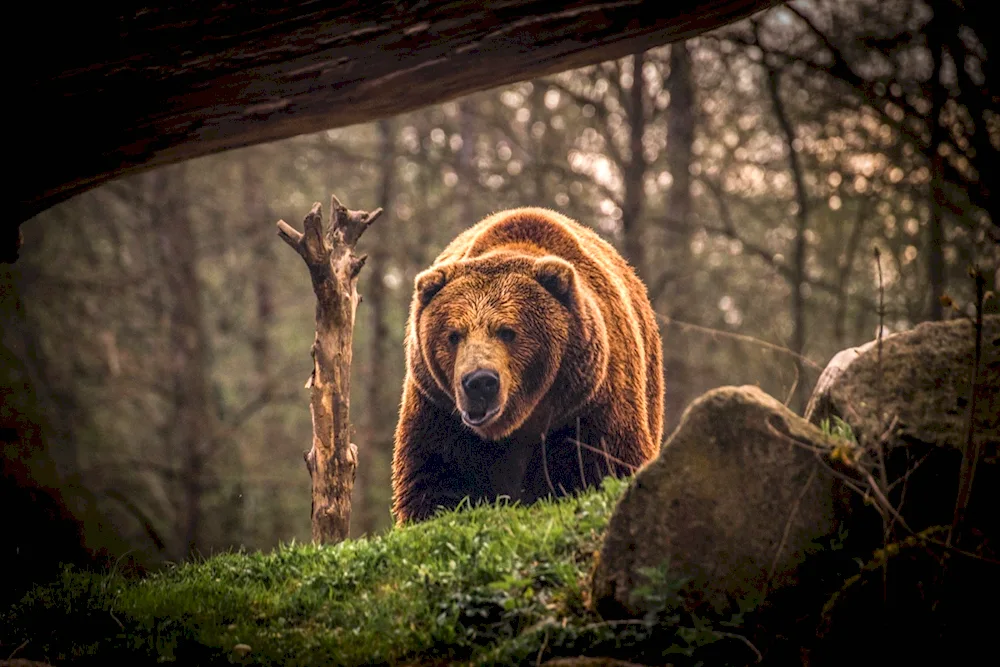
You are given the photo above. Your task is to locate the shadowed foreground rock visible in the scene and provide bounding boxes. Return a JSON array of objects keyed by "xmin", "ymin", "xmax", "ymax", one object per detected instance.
[
  {"xmin": 788, "ymin": 315, "xmax": 1000, "ymax": 664},
  {"xmin": 806, "ymin": 315, "xmax": 999, "ymax": 541},
  {"xmin": 591, "ymin": 386, "xmax": 838, "ymax": 617}
]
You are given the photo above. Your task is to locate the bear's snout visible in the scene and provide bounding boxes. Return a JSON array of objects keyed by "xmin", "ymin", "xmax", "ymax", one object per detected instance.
[
  {"xmin": 461, "ymin": 368, "xmax": 500, "ymax": 407},
  {"xmin": 459, "ymin": 368, "xmax": 503, "ymax": 428}
]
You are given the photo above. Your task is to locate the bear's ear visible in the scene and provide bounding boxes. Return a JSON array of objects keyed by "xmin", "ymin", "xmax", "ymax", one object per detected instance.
[
  {"xmin": 533, "ymin": 256, "xmax": 577, "ymax": 305},
  {"xmin": 415, "ymin": 268, "xmax": 448, "ymax": 306}
]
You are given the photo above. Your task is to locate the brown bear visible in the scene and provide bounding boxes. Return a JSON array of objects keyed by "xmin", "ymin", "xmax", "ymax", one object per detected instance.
[{"xmin": 391, "ymin": 207, "xmax": 663, "ymax": 523}]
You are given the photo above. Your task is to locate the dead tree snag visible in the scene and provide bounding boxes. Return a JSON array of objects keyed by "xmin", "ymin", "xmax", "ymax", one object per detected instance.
[{"xmin": 277, "ymin": 195, "xmax": 382, "ymax": 543}]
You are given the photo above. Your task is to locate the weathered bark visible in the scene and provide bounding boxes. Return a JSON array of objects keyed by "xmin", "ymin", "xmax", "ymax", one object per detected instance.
[
  {"xmin": 12, "ymin": 0, "xmax": 781, "ymax": 258},
  {"xmin": 277, "ymin": 195, "xmax": 382, "ymax": 543}
]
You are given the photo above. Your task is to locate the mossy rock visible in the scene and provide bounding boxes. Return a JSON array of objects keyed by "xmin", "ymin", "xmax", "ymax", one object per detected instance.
[
  {"xmin": 808, "ymin": 315, "xmax": 998, "ymax": 453},
  {"xmin": 590, "ymin": 386, "xmax": 838, "ymax": 617},
  {"xmin": 806, "ymin": 316, "xmax": 998, "ymax": 542}
]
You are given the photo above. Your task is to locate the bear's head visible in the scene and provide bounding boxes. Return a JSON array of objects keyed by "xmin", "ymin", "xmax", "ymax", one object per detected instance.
[{"xmin": 409, "ymin": 252, "xmax": 607, "ymax": 440}]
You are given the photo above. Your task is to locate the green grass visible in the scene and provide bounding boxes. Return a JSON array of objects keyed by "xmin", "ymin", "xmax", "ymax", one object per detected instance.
[
  {"xmin": 819, "ymin": 415, "xmax": 857, "ymax": 444},
  {"xmin": 2, "ymin": 479, "xmax": 747, "ymax": 666}
]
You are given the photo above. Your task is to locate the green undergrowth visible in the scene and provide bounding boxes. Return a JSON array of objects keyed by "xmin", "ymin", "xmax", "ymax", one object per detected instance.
[{"xmin": 1, "ymin": 478, "xmax": 749, "ymax": 666}]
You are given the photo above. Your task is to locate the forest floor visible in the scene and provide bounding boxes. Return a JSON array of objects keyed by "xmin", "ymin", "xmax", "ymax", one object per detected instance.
[{"xmin": 1, "ymin": 477, "xmax": 754, "ymax": 666}]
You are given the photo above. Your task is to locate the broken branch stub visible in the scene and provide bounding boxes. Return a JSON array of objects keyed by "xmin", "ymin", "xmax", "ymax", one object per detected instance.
[{"xmin": 277, "ymin": 195, "xmax": 382, "ymax": 543}]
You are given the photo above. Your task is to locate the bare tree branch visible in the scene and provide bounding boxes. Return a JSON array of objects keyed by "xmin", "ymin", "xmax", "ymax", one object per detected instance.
[{"xmin": 277, "ymin": 194, "xmax": 383, "ymax": 544}]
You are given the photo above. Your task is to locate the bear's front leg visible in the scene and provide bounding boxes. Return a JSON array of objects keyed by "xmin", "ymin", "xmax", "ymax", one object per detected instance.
[
  {"xmin": 518, "ymin": 415, "xmax": 651, "ymax": 503},
  {"xmin": 391, "ymin": 386, "xmax": 495, "ymax": 523}
]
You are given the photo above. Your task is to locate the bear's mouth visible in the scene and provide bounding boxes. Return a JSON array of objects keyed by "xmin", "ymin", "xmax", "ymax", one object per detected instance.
[{"xmin": 461, "ymin": 405, "xmax": 500, "ymax": 428}]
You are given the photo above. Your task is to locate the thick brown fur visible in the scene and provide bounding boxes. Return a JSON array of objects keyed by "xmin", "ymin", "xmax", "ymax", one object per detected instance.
[{"xmin": 391, "ymin": 208, "xmax": 663, "ymax": 523}]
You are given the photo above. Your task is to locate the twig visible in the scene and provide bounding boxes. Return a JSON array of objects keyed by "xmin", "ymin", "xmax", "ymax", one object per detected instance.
[
  {"xmin": 889, "ymin": 447, "xmax": 914, "ymax": 540},
  {"xmin": 763, "ymin": 419, "xmax": 875, "ymax": 511},
  {"xmin": 768, "ymin": 463, "xmax": 820, "ymax": 585},
  {"xmin": 858, "ymin": 465, "xmax": 912, "ymax": 535},
  {"xmin": 872, "ymin": 247, "xmax": 889, "ymax": 497},
  {"xmin": 710, "ymin": 630, "xmax": 763, "ymax": 664},
  {"xmin": 535, "ymin": 629, "xmax": 550, "ymax": 667},
  {"xmin": 765, "ymin": 415, "xmax": 998, "ymax": 570},
  {"xmin": 886, "ymin": 450, "xmax": 932, "ymax": 493},
  {"xmin": 566, "ymin": 439, "xmax": 638, "ymax": 473},
  {"xmin": 600, "ymin": 436, "xmax": 616, "ymax": 479},
  {"xmin": 540, "ymin": 432, "xmax": 556, "ymax": 498},
  {"xmin": 655, "ymin": 313, "xmax": 823, "ymax": 370},
  {"xmin": 103, "ymin": 489, "xmax": 168, "ymax": 552},
  {"xmin": 949, "ymin": 266, "xmax": 987, "ymax": 547},
  {"xmin": 7, "ymin": 640, "xmax": 29, "ymax": 660},
  {"xmin": 874, "ymin": 414, "xmax": 903, "ymax": 539},
  {"xmin": 783, "ymin": 362, "xmax": 800, "ymax": 409}
]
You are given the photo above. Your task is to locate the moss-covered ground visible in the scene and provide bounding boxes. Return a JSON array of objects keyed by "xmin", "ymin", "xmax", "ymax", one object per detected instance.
[{"xmin": 1, "ymin": 478, "xmax": 755, "ymax": 666}]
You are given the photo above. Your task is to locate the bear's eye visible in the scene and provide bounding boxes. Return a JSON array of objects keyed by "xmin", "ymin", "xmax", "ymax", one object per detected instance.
[
  {"xmin": 497, "ymin": 327, "xmax": 517, "ymax": 344},
  {"xmin": 447, "ymin": 330, "xmax": 462, "ymax": 346}
]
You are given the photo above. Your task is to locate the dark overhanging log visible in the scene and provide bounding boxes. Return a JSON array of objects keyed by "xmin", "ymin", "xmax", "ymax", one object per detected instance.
[{"xmin": 9, "ymin": 0, "xmax": 781, "ymax": 262}]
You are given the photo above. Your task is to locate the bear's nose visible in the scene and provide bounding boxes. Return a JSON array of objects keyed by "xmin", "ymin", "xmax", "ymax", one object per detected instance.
[{"xmin": 461, "ymin": 369, "xmax": 500, "ymax": 403}]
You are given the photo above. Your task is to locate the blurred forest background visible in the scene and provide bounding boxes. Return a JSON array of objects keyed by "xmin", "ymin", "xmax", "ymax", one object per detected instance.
[{"xmin": 3, "ymin": 0, "xmax": 997, "ymax": 573}]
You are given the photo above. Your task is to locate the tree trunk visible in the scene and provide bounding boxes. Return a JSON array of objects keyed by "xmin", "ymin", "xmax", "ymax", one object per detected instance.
[
  {"xmin": 149, "ymin": 165, "xmax": 212, "ymax": 559},
  {"xmin": 277, "ymin": 195, "xmax": 382, "ymax": 543},
  {"xmin": 660, "ymin": 42, "xmax": 696, "ymax": 430},
  {"xmin": 665, "ymin": 45, "xmax": 694, "ymax": 234},
  {"xmin": 354, "ymin": 121, "xmax": 395, "ymax": 535},
  {"xmin": 926, "ymin": 25, "xmax": 948, "ymax": 322},
  {"xmin": 244, "ymin": 160, "xmax": 278, "ymax": 545},
  {"xmin": 1, "ymin": 268, "xmax": 94, "ymax": 603},
  {"xmin": 456, "ymin": 101, "xmax": 478, "ymax": 232},
  {"xmin": 529, "ymin": 82, "xmax": 549, "ymax": 205},
  {"xmin": 834, "ymin": 200, "xmax": 867, "ymax": 347},
  {"xmin": 766, "ymin": 62, "xmax": 810, "ymax": 413},
  {"xmin": 621, "ymin": 52, "xmax": 648, "ymax": 282}
]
